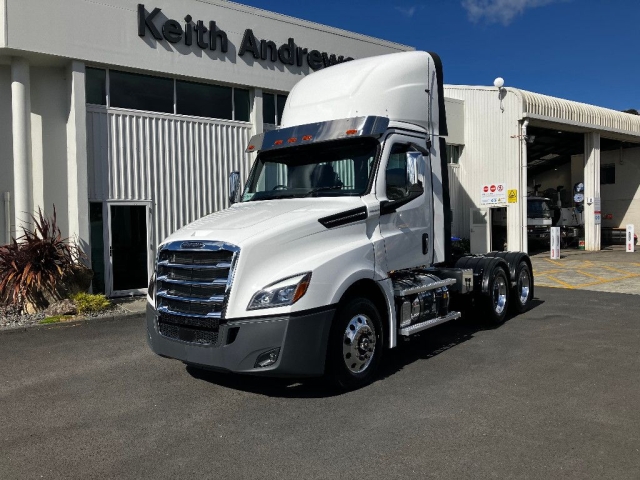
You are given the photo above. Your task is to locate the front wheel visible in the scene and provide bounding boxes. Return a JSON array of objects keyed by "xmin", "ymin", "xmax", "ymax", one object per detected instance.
[{"xmin": 327, "ymin": 297, "xmax": 383, "ymax": 390}]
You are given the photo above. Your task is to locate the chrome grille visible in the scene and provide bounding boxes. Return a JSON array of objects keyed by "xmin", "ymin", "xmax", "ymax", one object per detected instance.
[
  {"xmin": 155, "ymin": 241, "xmax": 239, "ymax": 346},
  {"xmin": 158, "ymin": 266, "xmax": 228, "ymax": 283},
  {"xmin": 159, "ymin": 281, "xmax": 224, "ymax": 300}
]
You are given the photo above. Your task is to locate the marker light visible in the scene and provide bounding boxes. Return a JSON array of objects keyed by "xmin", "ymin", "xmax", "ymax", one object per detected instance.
[
  {"xmin": 345, "ymin": 129, "xmax": 358, "ymax": 135},
  {"xmin": 287, "ymin": 137, "xmax": 297, "ymax": 143},
  {"xmin": 247, "ymin": 145, "xmax": 255, "ymax": 151},
  {"xmin": 302, "ymin": 135, "xmax": 313, "ymax": 141},
  {"xmin": 274, "ymin": 139, "xmax": 283, "ymax": 145}
]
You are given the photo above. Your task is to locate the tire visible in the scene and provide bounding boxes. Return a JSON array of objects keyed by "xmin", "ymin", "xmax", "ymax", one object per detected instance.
[
  {"xmin": 511, "ymin": 261, "xmax": 533, "ymax": 313},
  {"xmin": 326, "ymin": 297, "xmax": 383, "ymax": 390},
  {"xmin": 482, "ymin": 266, "xmax": 509, "ymax": 326}
]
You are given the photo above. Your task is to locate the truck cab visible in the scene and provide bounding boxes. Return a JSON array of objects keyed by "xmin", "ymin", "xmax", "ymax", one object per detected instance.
[
  {"xmin": 146, "ymin": 51, "xmax": 534, "ymax": 389},
  {"xmin": 527, "ymin": 196, "xmax": 554, "ymax": 244}
]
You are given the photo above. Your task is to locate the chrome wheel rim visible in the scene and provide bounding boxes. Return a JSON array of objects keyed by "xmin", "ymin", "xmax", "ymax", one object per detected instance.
[
  {"xmin": 517, "ymin": 268, "xmax": 530, "ymax": 305},
  {"xmin": 493, "ymin": 275, "xmax": 508, "ymax": 315},
  {"xmin": 343, "ymin": 314, "xmax": 376, "ymax": 374}
]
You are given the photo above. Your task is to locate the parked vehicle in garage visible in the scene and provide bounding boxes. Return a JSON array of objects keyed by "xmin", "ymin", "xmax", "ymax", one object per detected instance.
[
  {"xmin": 145, "ymin": 51, "xmax": 535, "ymax": 389},
  {"xmin": 526, "ymin": 196, "xmax": 554, "ymax": 245}
]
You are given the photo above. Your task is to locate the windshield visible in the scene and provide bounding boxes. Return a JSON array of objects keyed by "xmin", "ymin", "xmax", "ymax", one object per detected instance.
[
  {"xmin": 528, "ymin": 199, "xmax": 553, "ymax": 219},
  {"xmin": 241, "ymin": 138, "xmax": 378, "ymax": 202}
]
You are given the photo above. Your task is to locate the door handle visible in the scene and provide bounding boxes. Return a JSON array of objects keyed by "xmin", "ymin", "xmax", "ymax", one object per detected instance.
[{"xmin": 422, "ymin": 233, "xmax": 429, "ymax": 255}]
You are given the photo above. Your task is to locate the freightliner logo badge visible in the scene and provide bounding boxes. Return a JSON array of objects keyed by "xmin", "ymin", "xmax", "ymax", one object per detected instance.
[{"xmin": 181, "ymin": 242, "xmax": 205, "ymax": 249}]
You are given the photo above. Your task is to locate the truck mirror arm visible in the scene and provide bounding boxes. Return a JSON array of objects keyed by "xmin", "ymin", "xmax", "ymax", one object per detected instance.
[{"xmin": 409, "ymin": 142, "xmax": 430, "ymax": 155}]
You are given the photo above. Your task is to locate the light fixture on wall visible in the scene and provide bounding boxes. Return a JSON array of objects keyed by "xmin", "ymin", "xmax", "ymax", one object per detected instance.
[{"xmin": 494, "ymin": 77, "xmax": 506, "ymax": 112}]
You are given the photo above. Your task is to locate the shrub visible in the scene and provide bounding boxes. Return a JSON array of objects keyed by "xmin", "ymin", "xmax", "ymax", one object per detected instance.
[
  {"xmin": 71, "ymin": 292, "xmax": 111, "ymax": 314},
  {"xmin": 0, "ymin": 206, "xmax": 83, "ymax": 310}
]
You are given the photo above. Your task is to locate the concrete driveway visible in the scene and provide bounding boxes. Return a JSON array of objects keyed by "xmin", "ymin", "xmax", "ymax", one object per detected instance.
[
  {"xmin": 1, "ymin": 287, "xmax": 639, "ymax": 479},
  {"xmin": 531, "ymin": 246, "xmax": 640, "ymax": 294}
]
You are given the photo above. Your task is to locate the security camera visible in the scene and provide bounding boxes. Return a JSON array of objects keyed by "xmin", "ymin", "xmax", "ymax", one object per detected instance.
[{"xmin": 526, "ymin": 135, "xmax": 536, "ymax": 144}]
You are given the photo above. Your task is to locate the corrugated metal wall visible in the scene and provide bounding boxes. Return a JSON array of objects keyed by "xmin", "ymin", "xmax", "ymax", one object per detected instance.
[
  {"xmin": 444, "ymin": 87, "xmax": 525, "ymax": 251},
  {"xmin": 87, "ymin": 106, "xmax": 252, "ymax": 245}
]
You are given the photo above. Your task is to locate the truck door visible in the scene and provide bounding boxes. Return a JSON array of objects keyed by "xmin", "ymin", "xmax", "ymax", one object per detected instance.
[{"xmin": 377, "ymin": 137, "xmax": 434, "ymax": 272}]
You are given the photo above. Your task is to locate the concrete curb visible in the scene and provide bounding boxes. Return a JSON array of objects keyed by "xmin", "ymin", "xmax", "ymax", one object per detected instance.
[{"xmin": 0, "ymin": 310, "xmax": 146, "ymax": 335}]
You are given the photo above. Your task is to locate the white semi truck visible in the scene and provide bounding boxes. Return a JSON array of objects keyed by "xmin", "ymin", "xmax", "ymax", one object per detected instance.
[{"xmin": 146, "ymin": 51, "xmax": 534, "ymax": 389}]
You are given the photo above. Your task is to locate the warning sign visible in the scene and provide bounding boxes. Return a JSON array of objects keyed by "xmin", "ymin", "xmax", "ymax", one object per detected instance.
[
  {"xmin": 508, "ymin": 189, "xmax": 517, "ymax": 203},
  {"xmin": 594, "ymin": 197, "xmax": 601, "ymax": 225},
  {"xmin": 481, "ymin": 183, "xmax": 507, "ymax": 205}
]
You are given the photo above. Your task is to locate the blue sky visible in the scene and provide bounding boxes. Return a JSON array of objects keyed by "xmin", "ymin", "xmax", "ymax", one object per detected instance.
[{"xmin": 238, "ymin": 0, "xmax": 639, "ymax": 112}]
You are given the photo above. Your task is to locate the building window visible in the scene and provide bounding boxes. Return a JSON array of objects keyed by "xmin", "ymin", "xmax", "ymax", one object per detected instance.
[
  {"xmin": 601, "ymin": 163, "xmax": 615, "ymax": 184},
  {"xmin": 234, "ymin": 88, "xmax": 251, "ymax": 122},
  {"xmin": 87, "ymin": 68, "xmax": 253, "ymax": 122},
  {"xmin": 263, "ymin": 93, "xmax": 288, "ymax": 125},
  {"xmin": 110, "ymin": 70, "xmax": 174, "ymax": 114},
  {"xmin": 86, "ymin": 67, "xmax": 106, "ymax": 105},
  {"xmin": 176, "ymin": 80, "xmax": 232, "ymax": 120},
  {"xmin": 446, "ymin": 144, "xmax": 462, "ymax": 164}
]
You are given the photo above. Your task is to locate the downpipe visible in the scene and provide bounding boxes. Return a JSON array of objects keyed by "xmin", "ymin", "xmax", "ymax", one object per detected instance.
[
  {"xmin": 3, "ymin": 192, "xmax": 10, "ymax": 245},
  {"xmin": 521, "ymin": 119, "xmax": 529, "ymax": 253}
]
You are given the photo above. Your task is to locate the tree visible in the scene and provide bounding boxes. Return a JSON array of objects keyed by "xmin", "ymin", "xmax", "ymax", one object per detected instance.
[{"xmin": 622, "ymin": 109, "xmax": 639, "ymax": 115}]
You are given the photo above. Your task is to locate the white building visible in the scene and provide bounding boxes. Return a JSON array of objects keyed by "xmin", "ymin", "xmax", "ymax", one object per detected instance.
[
  {"xmin": 443, "ymin": 86, "xmax": 640, "ymax": 254},
  {"xmin": 0, "ymin": 0, "xmax": 411, "ymax": 296}
]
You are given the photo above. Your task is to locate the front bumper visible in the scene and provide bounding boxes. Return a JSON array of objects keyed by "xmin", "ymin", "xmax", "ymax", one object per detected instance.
[{"xmin": 146, "ymin": 303, "xmax": 334, "ymax": 377}]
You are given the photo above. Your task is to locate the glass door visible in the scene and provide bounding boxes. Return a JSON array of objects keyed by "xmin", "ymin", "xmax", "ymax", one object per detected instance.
[{"xmin": 106, "ymin": 202, "xmax": 152, "ymax": 297}]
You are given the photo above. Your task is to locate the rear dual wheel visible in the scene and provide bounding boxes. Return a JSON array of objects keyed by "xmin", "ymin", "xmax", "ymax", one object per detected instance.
[
  {"xmin": 483, "ymin": 266, "xmax": 510, "ymax": 325},
  {"xmin": 512, "ymin": 261, "xmax": 533, "ymax": 313}
]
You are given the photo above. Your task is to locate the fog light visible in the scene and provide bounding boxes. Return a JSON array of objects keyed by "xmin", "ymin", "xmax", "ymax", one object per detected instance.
[{"xmin": 255, "ymin": 347, "xmax": 281, "ymax": 368}]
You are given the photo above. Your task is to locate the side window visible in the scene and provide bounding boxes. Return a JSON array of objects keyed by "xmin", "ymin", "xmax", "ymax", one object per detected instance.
[{"xmin": 386, "ymin": 144, "xmax": 412, "ymax": 201}]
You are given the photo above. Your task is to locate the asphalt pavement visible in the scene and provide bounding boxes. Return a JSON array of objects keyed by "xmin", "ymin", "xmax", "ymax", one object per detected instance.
[{"xmin": 1, "ymin": 287, "xmax": 639, "ymax": 479}]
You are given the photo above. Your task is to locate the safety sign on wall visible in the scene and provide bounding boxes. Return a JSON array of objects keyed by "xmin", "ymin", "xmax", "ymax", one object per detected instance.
[
  {"xmin": 594, "ymin": 197, "xmax": 601, "ymax": 225},
  {"xmin": 507, "ymin": 189, "xmax": 517, "ymax": 203},
  {"xmin": 627, "ymin": 224, "xmax": 635, "ymax": 253},
  {"xmin": 480, "ymin": 183, "xmax": 507, "ymax": 205}
]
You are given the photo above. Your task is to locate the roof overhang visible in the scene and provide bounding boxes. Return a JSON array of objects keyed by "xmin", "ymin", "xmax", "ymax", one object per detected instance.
[{"xmin": 523, "ymin": 113, "xmax": 640, "ymax": 143}]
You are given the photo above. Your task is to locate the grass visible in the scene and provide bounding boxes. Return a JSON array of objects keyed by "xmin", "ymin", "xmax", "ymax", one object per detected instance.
[{"xmin": 40, "ymin": 315, "xmax": 74, "ymax": 324}]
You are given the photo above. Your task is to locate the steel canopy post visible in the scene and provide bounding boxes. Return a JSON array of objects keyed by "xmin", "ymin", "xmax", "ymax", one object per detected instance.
[{"xmin": 583, "ymin": 132, "xmax": 601, "ymax": 251}]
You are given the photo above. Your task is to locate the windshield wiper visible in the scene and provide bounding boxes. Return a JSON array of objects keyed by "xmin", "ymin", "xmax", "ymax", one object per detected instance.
[{"xmin": 303, "ymin": 186, "xmax": 343, "ymax": 197}]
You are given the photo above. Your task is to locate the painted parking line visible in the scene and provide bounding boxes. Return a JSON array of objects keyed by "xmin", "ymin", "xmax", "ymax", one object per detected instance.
[
  {"xmin": 575, "ymin": 269, "xmax": 607, "ymax": 281},
  {"xmin": 545, "ymin": 259, "xmax": 564, "ymax": 267}
]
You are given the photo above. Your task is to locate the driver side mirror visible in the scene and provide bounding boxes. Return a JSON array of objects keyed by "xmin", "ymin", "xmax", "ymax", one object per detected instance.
[
  {"xmin": 228, "ymin": 171, "xmax": 241, "ymax": 204},
  {"xmin": 406, "ymin": 152, "xmax": 420, "ymax": 186}
]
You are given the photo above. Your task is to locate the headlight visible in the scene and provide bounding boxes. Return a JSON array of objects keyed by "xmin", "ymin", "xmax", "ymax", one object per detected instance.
[{"xmin": 248, "ymin": 273, "xmax": 311, "ymax": 310}]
